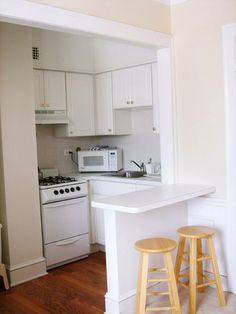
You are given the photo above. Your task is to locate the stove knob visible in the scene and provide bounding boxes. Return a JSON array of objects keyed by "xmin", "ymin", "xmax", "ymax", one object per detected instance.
[
  {"xmin": 59, "ymin": 189, "xmax": 64, "ymax": 194},
  {"xmin": 70, "ymin": 187, "xmax": 75, "ymax": 192},
  {"xmin": 65, "ymin": 188, "xmax": 69, "ymax": 193},
  {"xmin": 76, "ymin": 186, "xmax": 81, "ymax": 191},
  {"xmin": 54, "ymin": 190, "xmax": 59, "ymax": 195}
]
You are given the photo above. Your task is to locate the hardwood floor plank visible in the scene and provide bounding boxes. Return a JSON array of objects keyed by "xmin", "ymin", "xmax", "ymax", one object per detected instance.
[{"xmin": 0, "ymin": 252, "xmax": 106, "ymax": 314}]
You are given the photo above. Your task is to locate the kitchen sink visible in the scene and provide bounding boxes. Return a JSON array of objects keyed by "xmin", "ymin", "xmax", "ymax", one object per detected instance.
[{"xmin": 102, "ymin": 171, "xmax": 145, "ymax": 178}]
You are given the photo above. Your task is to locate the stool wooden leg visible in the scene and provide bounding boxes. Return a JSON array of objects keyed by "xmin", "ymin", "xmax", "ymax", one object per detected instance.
[
  {"xmin": 175, "ymin": 236, "xmax": 186, "ymax": 282},
  {"xmin": 136, "ymin": 252, "xmax": 149, "ymax": 314},
  {"xmin": 197, "ymin": 239, "xmax": 204, "ymax": 293},
  {"xmin": 165, "ymin": 252, "xmax": 181, "ymax": 314},
  {"xmin": 206, "ymin": 237, "xmax": 226, "ymax": 306},
  {"xmin": 189, "ymin": 238, "xmax": 197, "ymax": 314},
  {"xmin": 0, "ymin": 264, "xmax": 9, "ymax": 290}
]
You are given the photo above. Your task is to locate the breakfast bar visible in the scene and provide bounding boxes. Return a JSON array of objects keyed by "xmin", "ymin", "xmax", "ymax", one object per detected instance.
[{"xmin": 92, "ymin": 184, "xmax": 215, "ymax": 314}]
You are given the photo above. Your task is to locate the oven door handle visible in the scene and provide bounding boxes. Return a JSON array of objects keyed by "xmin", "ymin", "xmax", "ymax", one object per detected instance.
[
  {"xmin": 56, "ymin": 237, "xmax": 80, "ymax": 246},
  {"xmin": 44, "ymin": 197, "xmax": 87, "ymax": 208}
]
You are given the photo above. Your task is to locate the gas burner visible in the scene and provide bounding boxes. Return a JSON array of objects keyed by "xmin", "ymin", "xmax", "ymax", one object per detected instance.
[{"xmin": 39, "ymin": 176, "xmax": 77, "ymax": 186}]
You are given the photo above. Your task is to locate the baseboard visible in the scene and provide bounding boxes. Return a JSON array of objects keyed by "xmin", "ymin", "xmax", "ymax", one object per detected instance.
[{"xmin": 6, "ymin": 256, "xmax": 47, "ymax": 286}]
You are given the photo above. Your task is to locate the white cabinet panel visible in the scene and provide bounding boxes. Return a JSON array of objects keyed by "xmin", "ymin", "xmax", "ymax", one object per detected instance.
[
  {"xmin": 112, "ymin": 64, "xmax": 152, "ymax": 109},
  {"xmin": 95, "ymin": 72, "xmax": 113, "ymax": 135},
  {"xmin": 152, "ymin": 63, "xmax": 159, "ymax": 134},
  {"xmin": 44, "ymin": 70, "xmax": 66, "ymax": 110},
  {"xmin": 95, "ymin": 72, "xmax": 131, "ymax": 135},
  {"xmin": 55, "ymin": 73, "xmax": 95, "ymax": 136},
  {"xmin": 33, "ymin": 70, "xmax": 44, "ymax": 110}
]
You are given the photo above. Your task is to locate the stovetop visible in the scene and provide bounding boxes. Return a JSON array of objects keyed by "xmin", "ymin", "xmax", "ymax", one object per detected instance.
[{"xmin": 39, "ymin": 176, "xmax": 77, "ymax": 187}]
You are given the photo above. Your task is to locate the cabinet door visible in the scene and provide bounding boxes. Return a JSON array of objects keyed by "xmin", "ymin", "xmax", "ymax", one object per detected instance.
[
  {"xmin": 33, "ymin": 70, "xmax": 44, "ymax": 110},
  {"xmin": 95, "ymin": 72, "xmax": 113, "ymax": 135},
  {"xmin": 152, "ymin": 63, "xmax": 159, "ymax": 133},
  {"xmin": 44, "ymin": 71, "xmax": 66, "ymax": 110},
  {"xmin": 132, "ymin": 64, "xmax": 152, "ymax": 108},
  {"xmin": 112, "ymin": 68, "xmax": 131, "ymax": 109},
  {"xmin": 66, "ymin": 73, "xmax": 95, "ymax": 136}
]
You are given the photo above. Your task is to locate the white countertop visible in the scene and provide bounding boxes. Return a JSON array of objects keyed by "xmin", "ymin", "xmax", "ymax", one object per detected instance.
[{"xmin": 92, "ymin": 184, "xmax": 215, "ymax": 214}]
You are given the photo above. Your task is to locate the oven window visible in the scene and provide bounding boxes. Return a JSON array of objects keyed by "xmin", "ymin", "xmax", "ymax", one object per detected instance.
[{"xmin": 83, "ymin": 156, "xmax": 104, "ymax": 166}]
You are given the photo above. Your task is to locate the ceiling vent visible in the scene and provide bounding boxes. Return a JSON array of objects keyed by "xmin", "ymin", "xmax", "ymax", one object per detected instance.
[{"xmin": 32, "ymin": 47, "xmax": 40, "ymax": 61}]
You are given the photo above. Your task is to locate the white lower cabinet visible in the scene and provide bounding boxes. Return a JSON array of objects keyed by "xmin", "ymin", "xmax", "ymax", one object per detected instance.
[
  {"xmin": 90, "ymin": 181, "xmax": 136, "ymax": 245},
  {"xmin": 90, "ymin": 181, "xmax": 154, "ymax": 246}
]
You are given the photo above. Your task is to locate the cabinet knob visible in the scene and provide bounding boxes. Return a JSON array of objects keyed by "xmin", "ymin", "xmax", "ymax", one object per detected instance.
[
  {"xmin": 126, "ymin": 101, "xmax": 130, "ymax": 105},
  {"xmin": 153, "ymin": 127, "xmax": 156, "ymax": 132},
  {"xmin": 130, "ymin": 100, "xmax": 134, "ymax": 105},
  {"xmin": 70, "ymin": 131, "xmax": 74, "ymax": 135},
  {"xmin": 108, "ymin": 129, "xmax": 111, "ymax": 132}
]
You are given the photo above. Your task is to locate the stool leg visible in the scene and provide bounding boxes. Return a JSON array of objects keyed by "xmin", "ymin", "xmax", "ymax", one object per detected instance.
[
  {"xmin": 206, "ymin": 237, "xmax": 226, "ymax": 306},
  {"xmin": 197, "ymin": 239, "xmax": 204, "ymax": 293},
  {"xmin": 189, "ymin": 238, "xmax": 197, "ymax": 314},
  {"xmin": 175, "ymin": 236, "xmax": 186, "ymax": 282},
  {"xmin": 136, "ymin": 252, "xmax": 149, "ymax": 314},
  {"xmin": 165, "ymin": 252, "xmax": 181, "ymax": 314},
  {"xmin": 0, "ymin": 264, "xmax": 9, "ymax": 290}
]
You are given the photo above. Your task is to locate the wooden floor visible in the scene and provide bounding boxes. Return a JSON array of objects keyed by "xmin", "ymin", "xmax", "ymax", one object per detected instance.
[{"xmin": 0, "ymin": 252, "xmax": 106, "ymax": 314}]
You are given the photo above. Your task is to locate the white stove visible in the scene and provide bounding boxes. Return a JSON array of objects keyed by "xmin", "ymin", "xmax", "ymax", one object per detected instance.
[{"xmin": 39, "ymin": 176, "xmax": 90, "ymax": 269}]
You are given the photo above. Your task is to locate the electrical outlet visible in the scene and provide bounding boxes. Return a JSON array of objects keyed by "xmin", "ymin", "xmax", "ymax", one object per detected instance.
[{"xmin": 64, "ymin": 149, "xmax": 73, "ymax": 156}]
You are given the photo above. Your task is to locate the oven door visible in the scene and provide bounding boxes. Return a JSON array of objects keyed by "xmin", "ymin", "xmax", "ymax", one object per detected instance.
[
  {"xmin": 78, "ymin": 150, "xmax": 109, "ymax": 172},
  {"xmin": 41, "ymin": 197, "xmax": 89, "ymax": 244}
]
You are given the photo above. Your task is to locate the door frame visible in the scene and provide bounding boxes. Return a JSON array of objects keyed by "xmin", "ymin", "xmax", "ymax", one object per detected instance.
[
  {"xmin": 223, "ymin": 23, "xmax": 236, "ymax": 293},
  {"xmin": 0, "ymin": 0, "xmax": 177, "ymax": 184}
]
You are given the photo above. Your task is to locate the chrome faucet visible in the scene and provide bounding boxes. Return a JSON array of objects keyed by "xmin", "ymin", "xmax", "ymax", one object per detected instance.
[{"xmin": 130, "ymin": 160, "xmax": 145, "ymax": 172}]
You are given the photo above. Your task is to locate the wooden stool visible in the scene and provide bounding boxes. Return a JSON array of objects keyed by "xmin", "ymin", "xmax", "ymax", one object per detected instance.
[
  {"xmin": 175, "ymin": 226, "xmax": 225, "ymax": 314},
  {"xmin": 135, "ymin": 238, "xmax": 181, "ymax": 314},
  {"xmin": 0, "ymin": 263, "xmax": 9, "ymax": 290}
]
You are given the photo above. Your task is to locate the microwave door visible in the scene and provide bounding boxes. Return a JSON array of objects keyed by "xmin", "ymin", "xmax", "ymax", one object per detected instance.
[{"xmin": 79, "ymin": 152, "xmax": 109, "ymax": 172}]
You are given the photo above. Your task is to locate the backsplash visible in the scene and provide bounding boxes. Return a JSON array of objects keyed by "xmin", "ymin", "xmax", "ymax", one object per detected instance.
[{"xmin": 36, "ymin": 109, "xmax": 160, "ymax": 174}]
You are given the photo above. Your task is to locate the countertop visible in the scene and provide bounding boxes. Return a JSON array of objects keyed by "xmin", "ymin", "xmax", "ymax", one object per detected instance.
[
  {"xmin": 91, "ymin": 184, "xmax": 215, "ymax": 214},
  {"xmin": 66, "ymin": 172, "xmax": 162, "ymax": 186}
]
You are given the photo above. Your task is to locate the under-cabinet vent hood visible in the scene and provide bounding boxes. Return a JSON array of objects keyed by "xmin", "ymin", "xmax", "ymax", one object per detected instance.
[{"xmin": 35, "ymin": 110, "xmax": 69, "ymax": 124}]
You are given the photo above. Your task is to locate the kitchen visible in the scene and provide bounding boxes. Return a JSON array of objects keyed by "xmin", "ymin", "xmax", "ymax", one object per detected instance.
[{"xmin": 0, "ymin": 0, "xmax": 236, "ymax": 312}]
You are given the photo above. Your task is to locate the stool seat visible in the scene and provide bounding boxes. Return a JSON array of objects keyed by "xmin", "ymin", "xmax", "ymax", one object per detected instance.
[
  {"xmin": 135, "ymin": 238, "xmax": 176, "ymax": 253},
  {"xmin": 177, "ymin": 225, "xmax": 215, "ymax": 239}
]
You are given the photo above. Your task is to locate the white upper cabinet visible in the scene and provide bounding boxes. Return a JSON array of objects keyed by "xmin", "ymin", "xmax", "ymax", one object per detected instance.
[
  {"xmin": 33, "ymin": 70, "xmax": 44, "ymax": 110},
  {"xmin": 44, "ymin": 71, "xmax": 66, "ymax": 110},
  {"xmin": 112, "ymin": 64, "xmax": 152, "ymax": 109},
  {"xmin": 55, "ymin": 73, "xmax": 95, "ymax": 136},
  {"xmin": 95, "ymin": 72, "xmax": 113, "ymax": 135},
  {"xmin": 95, "ymin": 72, "xmax": 131, "ymax": 135}
]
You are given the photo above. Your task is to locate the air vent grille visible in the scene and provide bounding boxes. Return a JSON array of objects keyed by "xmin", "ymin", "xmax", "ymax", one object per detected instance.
[{"xmin": 32, "ymin": 47, "xmax": 40, "ymax": 61}]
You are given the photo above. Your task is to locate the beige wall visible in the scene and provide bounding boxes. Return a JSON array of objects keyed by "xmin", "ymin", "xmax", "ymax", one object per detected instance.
[
  {"xmin": 28, "ymin": 0, "xmax": 171, "ymax": 34},
  {"xmin": 172, "ymin": 0, "xmax": 236, "ymax": 198},
  {"xmin": 0, "ymin": 23, "xmax": 46, "ymax": 283}
]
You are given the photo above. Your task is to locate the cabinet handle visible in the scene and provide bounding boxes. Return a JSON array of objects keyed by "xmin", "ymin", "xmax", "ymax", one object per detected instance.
[
  {"xmin": 126, "ymin": 101, "xmax": 130, "ymax": 105},
  {"xmin": 70, "ymin": 131, "xmax": 74, "ymax": 135},
  {"xmin": 153, "ymin": 127, "xmax": 156, "ymax": 132},
  {"xmin": 108, "ymin": 129, "xmax": 111, "ymax": 132},
  {"xmin": 131, "ymin": 100, "xmax": 134, "ymax": 105}
]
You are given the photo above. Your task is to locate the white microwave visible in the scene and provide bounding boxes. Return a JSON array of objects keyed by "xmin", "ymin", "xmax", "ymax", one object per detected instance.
[{"xmin": 78, "ymin": 148, "xmax": 123, "ymax": 172}]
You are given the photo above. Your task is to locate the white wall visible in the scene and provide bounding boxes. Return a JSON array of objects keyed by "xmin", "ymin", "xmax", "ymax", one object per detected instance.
[
  {"xmin": 32, "ymin": 28, "xmax": 95, "ymax": 72},
  {"xmin": 0, "ymin": 23, "xmax": 46, "ymax": 285},
  {"xmin": 36, "ymin": 109, "xmax": 160, "ymax": 173}
]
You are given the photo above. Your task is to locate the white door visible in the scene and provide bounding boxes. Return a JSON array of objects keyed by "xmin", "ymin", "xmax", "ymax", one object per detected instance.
[
  {"xmin": 44, "ymin": 70, "xmax": 66, "ymax": 110},
  {"xmin": 41, "ymin": 197, "xmax": 89, "ymax": 244},
  {"xmin": 132, "ymin": 64, "xmax": 152, "ymax": 108},
  {"xmin": 33, "ymin": 69, "xmax": 44, "ymax": 110},
  {"xmin": 112, "ymin": 68, "xmax": 131, "ymax": 109},
  {"xmin": 66, "ymin": 73, "xmax": 95, "ymax": 136},
  {"xmin": 95, "ymin": 72, "xmax": 113, "ymax": 135}
]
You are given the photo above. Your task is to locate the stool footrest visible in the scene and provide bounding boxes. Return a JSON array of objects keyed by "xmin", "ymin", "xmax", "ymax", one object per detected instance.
[
  {"xmin": 178, "ymin": 281, "xmax": 189, "ymax": 289},
  {"xmin": 148, "ymin": 278, "xmax": 170, "ymax": 283},
  {"xmin": 146, "ymin": 306, "xmax": 176, "ymax": 312},
  {"xmin": 178, "ymin": 272, "xmax": 189, "ymax": 278},
  {"xmin": 147, "ymin": 291, "xmax": 170, "ymax": 297},
  {"xmin": 197, "ymin": 255, "xmax": 212, "ymax": 262},
  {"xmin": 148, "ymin": 267, "xmax": 166, "ymax": 272},
  {"xmin": 197, "ymin": 280, "xmax": 216, "ymax": 289}
]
